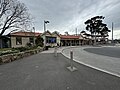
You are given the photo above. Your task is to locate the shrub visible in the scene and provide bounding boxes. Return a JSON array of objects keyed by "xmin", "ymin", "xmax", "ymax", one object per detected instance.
[
  {"xmin": 26, "ymin": 42, "xmax": 33, "ymax": 47},
  {"xmin": 0, "ymin": 50, "xmax": 19, "ymax": 56},
  {"xmin": 13, "ymin": 47, "xmax": 30, "ymax": 52},
  {"xmin": 35, "ymin": 35, "xmax": 44, "ymax": 47}
]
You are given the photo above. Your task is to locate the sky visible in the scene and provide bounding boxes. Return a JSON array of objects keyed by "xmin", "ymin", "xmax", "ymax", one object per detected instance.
[{"xmin": 19, "ymin": 0, "xmax": 120, "ymax": 39}]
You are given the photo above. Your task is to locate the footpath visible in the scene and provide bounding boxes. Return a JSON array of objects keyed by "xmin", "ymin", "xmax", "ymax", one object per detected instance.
[{"xmin": 0, "ymin": 47, "xmax": 120, "ymax": 90}]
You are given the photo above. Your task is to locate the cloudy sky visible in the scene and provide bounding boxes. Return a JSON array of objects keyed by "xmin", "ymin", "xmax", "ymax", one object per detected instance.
[{"xmin": 19, "ymin": 0, "xmax": 120, "ymax": 39}]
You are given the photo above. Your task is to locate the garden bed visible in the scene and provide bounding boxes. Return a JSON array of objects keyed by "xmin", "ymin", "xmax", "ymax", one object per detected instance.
[{"xmin": 0, "ymin": 47, "xmax": 43, "ymax": 65}]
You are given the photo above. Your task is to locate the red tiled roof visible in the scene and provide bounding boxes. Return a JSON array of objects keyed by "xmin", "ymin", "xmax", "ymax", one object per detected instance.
[
  {"xmin": 10, "ymin": 31, "xmax": 41, "ymax": 37},
  {"xmin": 60, "ymin": 35, "xmax": 80, "ymax": 39}
]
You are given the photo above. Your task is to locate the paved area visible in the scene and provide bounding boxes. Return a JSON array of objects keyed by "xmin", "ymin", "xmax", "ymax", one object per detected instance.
[
  {"xmin": 41, "ymin": 47, "xmax": 64, "ymax": 53},
  {"xmin": 0, "ymin": 47, "xmax": 120, "ymax": 90},
  {"xmin": 62, "ymin": 46, "xmax": 120, "ymax": 77}
]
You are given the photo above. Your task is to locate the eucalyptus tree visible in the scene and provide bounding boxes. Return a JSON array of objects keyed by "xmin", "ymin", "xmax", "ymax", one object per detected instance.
[{"xmin": 85, "ymin": 16, "xmax": 110, "ymax": 44}]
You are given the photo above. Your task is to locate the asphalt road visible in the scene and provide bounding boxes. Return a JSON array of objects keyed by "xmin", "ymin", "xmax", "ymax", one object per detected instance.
[
  {"xmin": 0, "ymin": 51, "xmax": 120, "ymax": 90},
  {"xmin": 84, "ymin": 47, "xmax": 120, "ymax": 58},
  {"xmin": 62, "ymin": 46, "xmax": 120, "ymax": 77}
]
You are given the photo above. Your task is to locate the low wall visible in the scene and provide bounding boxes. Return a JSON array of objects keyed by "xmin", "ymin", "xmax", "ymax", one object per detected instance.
[{"xmin": 0, "ymin": 48, "xmax": 43, "ymax": 65}]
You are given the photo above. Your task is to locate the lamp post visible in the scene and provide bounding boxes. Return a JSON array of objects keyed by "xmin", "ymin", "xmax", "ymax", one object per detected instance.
[
  {"xmin": 94, "ymin": 29, "xmax": 96, "ymax": 45},
  {"xmin": 94, "ymin": 22, "xmax": 97, "ymax": 45},
  {"xmin": 33, "ymin": 27, "xmax": 35, "ymax": 46},
  {"xmin": 44, "ymin": 20, "xmax": 50, "ymax": 49}
]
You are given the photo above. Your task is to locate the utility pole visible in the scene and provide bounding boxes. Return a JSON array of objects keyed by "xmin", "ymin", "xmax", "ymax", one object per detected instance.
[
  {"xmin": 76, "ymin": 28, "xmax": 77, "ymax": 36},
  {"xmin": 94, "ymin": 29, "xmax": 97, "ymax": 45},
  {"xmin": 112, "ymin": 22, "xmax": 114, "ymax": 43}
]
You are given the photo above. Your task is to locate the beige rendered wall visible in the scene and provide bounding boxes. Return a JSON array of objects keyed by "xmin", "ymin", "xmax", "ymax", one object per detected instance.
[
  {"xmin": 56, "ymin": 36, "xmax": 60, "ymax": 45},
  {"xmin": 11, "ymin": 37, "xmax": 29, "ymax": 48}
]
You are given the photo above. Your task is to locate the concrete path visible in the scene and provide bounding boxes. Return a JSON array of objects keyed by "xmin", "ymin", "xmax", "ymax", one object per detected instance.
[
  {"xmin": 0, "ymin": 47, "xmax": 120, "ymax": 90},
  {"xmin": 62, "ymin": 46, "xmax": 120, "ymax": 77},
  {"xmin": 41, "ymin": 47, "xmax": 63, "ymax": 53}
]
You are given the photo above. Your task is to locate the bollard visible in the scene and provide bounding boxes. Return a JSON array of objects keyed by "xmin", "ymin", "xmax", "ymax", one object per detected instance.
[
  {"xmin": 54, "ymin": 47, "xmax": 57, "ymax": 56},
  {"xmin": 67, "ymin": 50, "xmax": 77, "ymax": 72},
  {"xmin": 70, "ymin": 50, "xmax": 73, "ymax": 69}
]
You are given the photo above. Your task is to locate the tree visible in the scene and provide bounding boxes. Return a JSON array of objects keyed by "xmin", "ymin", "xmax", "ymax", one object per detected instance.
[
  {"xmin": 85, "ymin": 16, "xmax": 110, "ymax": 44},
  {"xmin": 64, "ymin": 31, "xmax": 69, "ymax": 35},
  {"xmin": 35, "ymin": 35, "xmax": 44, "ymax": 47},
  {"xmin": 53, "ymin": 31, "xmax": 60, "ymax": 35},
  {"xmin": 0, "ymin": 0, "xmax": 31, "ymax": 37}
]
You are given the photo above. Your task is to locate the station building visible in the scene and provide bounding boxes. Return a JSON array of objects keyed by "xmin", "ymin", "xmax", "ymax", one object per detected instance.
[{"xmin": 2, "ymin": 30, "xmax": 90, "ymax": 48}]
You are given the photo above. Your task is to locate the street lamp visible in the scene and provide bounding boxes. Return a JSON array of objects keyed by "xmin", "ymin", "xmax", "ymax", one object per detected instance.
[
  {"xmin": 44, "ymin": 20, "xmax": 50, "ymax": 32},
  {"xmin": 44, "ymin": 20, "xmax": 50, "ymax": 49},
  {"xmin": 94, "ymin": 22, "xmax": 97, "ymax": 45},
  {"xmin": 94, "ymin": 29, "xmax": 96, "ymax": 45},
  {"xmin": 33, "ymin": 27, "xmax": 35, "ymax": 46}
]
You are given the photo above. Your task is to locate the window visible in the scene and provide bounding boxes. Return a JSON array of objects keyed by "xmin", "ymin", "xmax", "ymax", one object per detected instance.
[
  {"xmin": 46, "ymin": 36, "xmax": 56, "ymax": 43},
  {"xmin": 16, "ymin": 37, "xmax": 22, "ymax": 45},
  {"xmin": 29, "ymin": 37, "xmax": 34, "ymax": 44}
]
